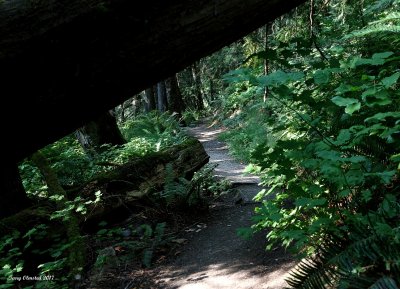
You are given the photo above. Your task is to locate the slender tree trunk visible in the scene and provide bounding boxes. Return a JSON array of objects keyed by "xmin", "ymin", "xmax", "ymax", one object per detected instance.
[
  {"xmin": 31, "ymin": 151, "xmax": 85, "ymax": 278},
  {"xmin": 264, "ymin": 23, "xmax": 271, "ymax": 102},
  {"xmin": 118, "ymin": 100, "xmax": 130, "ymax": 123},
  {"xmin": 131, "ymin": 95, "xmax": 141, "ymax": 117},
  {"xmin": 143, "ymin": 87, "xmax": 156, "ymax": 112},
  {"xmin": 191, "ymin": 62, "xmax": 204, "ymax": 110},
  {"xmin": 120, "ymin": 103, "xmax": 126, "ymax": 123},
  {"xmin": 75, "ymin": 111, "xmax": 125, "ymax": 154},
  {"xmin": 0, "ymin": 160, "xmax": 31, "ymax": 219},
  {"xmin": 157, "ymin": 81, "xmax": 168, "ymax": 112},
  {"xmin": 209, "ymin": 78, "xmax": 215, "ymax": 102},
  {"xmin": 165, "ymin": 74, "xmax": 186, "ymax": 115}
]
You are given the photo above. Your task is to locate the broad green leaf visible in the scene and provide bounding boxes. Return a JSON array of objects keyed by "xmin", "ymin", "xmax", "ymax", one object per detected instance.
[
  {"xmin": 365, "ymin": 170, "xmax": 396, "ymax": 184},
  {"xmin": 345, "ymin": 170, "xmax": 365, "ymax": 186},
  {"xmin": 259, "ymin": 70, "xmax": 304, "ymax": 87},
  {"xmin": 75, "ymin": 204, "xmax": 86, "ymax": 213},
  {"xmin": 320, "ymin": 162, "xmax": 342, "ymax": 178},
  {"xmin": 381, "ymin": 195, "xmax": 397, "ymax": 218},
  {"xmin": 381, "ymin": 72, "xmax": 400, "ymax": 88},
  {"xmin": 365, "ymin": 112, "xmax": 400, "ymax": 123},
  {"xmin": 97, "ymin": 229, "xmax": 108, "ymax": 235},
  {"xmin": 390, "ymin": 153, "xmax": 400, "ymax": 162},
  {"xmin": 246, "ymin": 49, "xmax": 278, "ymax": 62},
  {"xmin": 349, "ymin": 52, "xmax": 393, "ymax": 67},
  {"xmin": 361, "ymin": 190, "xmax": 372, "ymax": 202},
  {"xmin": 331, "ymin": 96, "xmax": 358, "ymax": 106},
  {"xmin": 346, "ymin": 155, "xmax": 367, "ymax": 163},
  {"xmin": 23, "ymin": 228, "xmax": 37, "ymax": 239},
  {"xmin": 335, "ymin": 129, "xmax": 352, "ymax": 145},
  {"xmin": 332, "ymin": 96, "xmax": 361, "ymax": 114},
  {"xmin": 372, "ymin": 51, "xmax": 394, "ymax": 59},
  {"xmin": 335, "ymin": 83, "xmax": 360, "ymax": 94},
  {"xmin": 339, "ymin": 189, "xmax": 351, "ymax": 198},
  {"xmin": 375, "ymin": 223, "xmax": 393, "ymax": 235},
  {"xmin": 344, "ymin": 102, "xmax": 361, "ymax": 114},
  {"xmin": 363, "ymin": 89, "xmax": 392, "ymax": 106},
  {"xmin": 295, "ymin": 198, "xmax": 327, "ymax": 208},
  {"xmin": 314, "ymin": 69, "xmax": 330, "ymax": 84},
  {"xmin": 316, "ymin": 150, "xmax": 342, "ymax": 161}
]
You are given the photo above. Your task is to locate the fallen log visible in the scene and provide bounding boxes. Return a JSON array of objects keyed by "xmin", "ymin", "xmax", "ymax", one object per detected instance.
[
  {"xmin": 0, "ymin": 137, "xmax": 209, "ymax": 233},
  {"xmin": 0, "ymin": 0, "xmax": 306, "ymax": 161},
  {"xmin": 80, "ymin": 137, "xmax": 210, "ymax": 224}
]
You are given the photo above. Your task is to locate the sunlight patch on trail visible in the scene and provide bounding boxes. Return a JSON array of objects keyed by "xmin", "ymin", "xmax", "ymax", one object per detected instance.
[{"xmin": 163, "ymin": 263, "xmax": 293, "ymax": 289}]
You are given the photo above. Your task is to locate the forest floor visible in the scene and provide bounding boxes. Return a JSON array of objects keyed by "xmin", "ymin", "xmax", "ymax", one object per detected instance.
[
  {"xmin": 144, "ymin": 119, "xmax": 296, "ymax": 289},
  {"xmin": 88, "ymin": 119, "xmax": 296, "ymax": 289}
]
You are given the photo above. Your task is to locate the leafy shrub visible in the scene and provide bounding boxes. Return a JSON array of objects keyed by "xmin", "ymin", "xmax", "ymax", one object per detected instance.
[
  {"xmin": 0, "ymin": 224, "xmax": 74, "ymax": 289},
  {"xmin": 95, "ymin": 222, "xmax": 167, "ymax": 269},
  {"xmin": 20, "ymin": 112, "xmax": 188, "ymax": 192},
  {"xmin": 156, "ymin": 164, "xmax": 227, "ymax": 210},
  {"xmin": 220, "ymin": 4, "xmax": 400, "ymax": 286}
]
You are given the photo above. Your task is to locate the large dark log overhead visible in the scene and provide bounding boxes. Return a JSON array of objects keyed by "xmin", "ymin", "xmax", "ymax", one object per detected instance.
[{"xmin": 0, "ymin": 0, "xmax": 306, "ymax": 161}]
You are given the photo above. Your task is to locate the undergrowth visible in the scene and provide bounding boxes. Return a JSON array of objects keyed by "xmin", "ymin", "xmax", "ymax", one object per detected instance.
[{"xmin": 19, "ymin": 112, "xmax": 188, "ymax": 196}]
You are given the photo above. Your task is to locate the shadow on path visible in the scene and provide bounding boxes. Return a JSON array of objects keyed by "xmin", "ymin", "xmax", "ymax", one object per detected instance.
[{"xmin": 151, "ymin": 121, "xmax": 295, "ymax": 289}]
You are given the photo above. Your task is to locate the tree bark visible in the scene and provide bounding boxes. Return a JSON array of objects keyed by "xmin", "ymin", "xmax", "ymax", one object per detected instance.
[
  {"xmin": 0, "ymin": 160, "xmax": 31, "ymax": 219},
  {"xmin": 263, "ymin": 23, "xmax": 272, "ymax": 102},
  {"xmin": 156, "ymin": 81, "xmax": 168, "ymax": 112},
  {"xmin": 209, "ymin": 78, "xmax": 215, "ymax": 102},
  {"xmin": 143, "ymin": 87, "xmax": 156, "ymax": 112},
  {"xmin": 165, "ymin": 74, "xmax": 186, "ymax": 115},
  {"xmin": 31, "ymin": 151, "xmax": 85, "ymax": 277},
  {"xmin": 75, "ymin": 111, "xmax": 125, "ymax": 154},
  {"xmin": 191, "ymin": 62, "xmax": 205, "ymax": 110}
]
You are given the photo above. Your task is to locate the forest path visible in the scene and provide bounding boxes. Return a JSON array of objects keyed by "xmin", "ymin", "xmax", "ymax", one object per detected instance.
[{"xmin": 151, "ymin": 120, "xmax": 295, "ymax": 289}]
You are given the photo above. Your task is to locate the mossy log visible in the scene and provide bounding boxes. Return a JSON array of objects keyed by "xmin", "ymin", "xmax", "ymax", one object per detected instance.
[
  {"xmin": 80, "ymin": 137, "xmax": 209, "ymax": 224},
  {"xmin": 0, "ymin": 138, "xmax": 209, "ymax": 233}
]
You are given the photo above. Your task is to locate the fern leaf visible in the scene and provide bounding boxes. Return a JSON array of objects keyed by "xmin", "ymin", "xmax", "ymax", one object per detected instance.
[{"xmin": 369, "ymin": 277, "xmax": 399, "ymax": 289}]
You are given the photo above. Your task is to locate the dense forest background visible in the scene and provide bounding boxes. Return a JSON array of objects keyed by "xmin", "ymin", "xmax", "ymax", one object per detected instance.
[{"xmin": 1, "ymin": 0, "xmax": 400, "ymax": 288}]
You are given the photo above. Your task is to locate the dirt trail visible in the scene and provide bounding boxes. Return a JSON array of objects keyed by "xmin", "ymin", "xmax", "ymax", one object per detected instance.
[{"xmin": 152, "ymin": 121, "xmax": 295, "ymax": 289}]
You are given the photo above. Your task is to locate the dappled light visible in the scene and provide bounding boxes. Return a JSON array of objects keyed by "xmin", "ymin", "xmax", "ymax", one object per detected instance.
[
  {"xmin": 158, "ymin": 261, "xmax": 295, "ymax": 289},
  {"xmin": 1, "ymin": 0, "xmax": 399, "ymax": 288}
]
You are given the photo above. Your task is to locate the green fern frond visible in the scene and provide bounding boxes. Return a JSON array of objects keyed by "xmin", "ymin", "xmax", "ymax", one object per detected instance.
[
  {"xmin": 287, "ymin": 255, "xmax": 338, "ymax": 288},
  {"xmin": 365, "ymin": 0, "xmax": 398, "ymax": 15},
  {"xmin": 287, "ymin": 225, "xmax": 400, "ymax": 289},
  {"xmin": 344, "ymin": 10, "xmax": 400, "ymax": 40},
  {"xmin": 370, "ymin": 12, "xmax": 400, "ymax": 24},
  {"xmin": 369, "ymin": 277, "xmax": 399, "ymax": 289},
  {"xmin": 348, "ymin": 24, "xmax": 400, "ymax": 39}
]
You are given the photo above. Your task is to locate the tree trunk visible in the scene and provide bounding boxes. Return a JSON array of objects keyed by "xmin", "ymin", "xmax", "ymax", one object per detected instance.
[
  {"xmin": 31, "ymin": 151, "xmax": 85, "ymax": 278},
  {"xmin": 75, "ymin": 111, "xmax": 125, "ymax": 154},
  {"xmin": 0, "ymin": 160, "xmax": 31, "ymax": 219},
  {"xmin": 143, "ymin": 87, "xmax": 156, "ymax": 112},
  {"xmin": 191, "ymin": 62, "xmax": 205, "ymax": 110},
  {"xmin": 157, "ymin": 81, "xmax": 168, "ymax": 112},
  {"xmin": 209, "ymin": 78, "xmax": 215, "ymax": 102},
  {"xmin": 263, "ymin": 23, "xmax": 271, "ymax": 102},
  {"xmin": 117, "ymin": 98, "xmax": 131, "ymax": 123},
  {"xmin": 165, "ymin": 74, "xmax": 186, "ymax": 115},
  {"xmin": 131, "ymin": 95, "xmax": 141, "ymax": 117}
]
